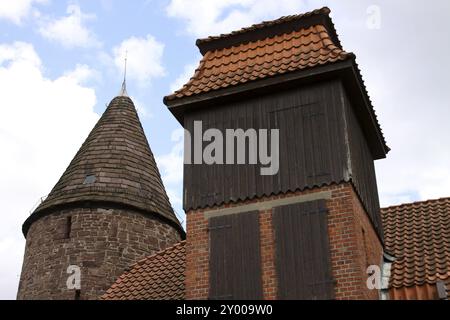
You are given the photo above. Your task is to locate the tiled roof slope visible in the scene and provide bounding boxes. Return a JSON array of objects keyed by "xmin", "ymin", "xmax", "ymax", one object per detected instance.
[
  {"xmin": 23, "ymin": 96, "xmax": 181, "ymax": 235},
  {"xmin": 101, "ymin": 241, "xmax": 186, "ymax": 300},
  {"xmin": 165, "ymin": 8, "xmax": 351, "ymax": 101},
  {"xmin": 382, "ymin": 197, "xmax": 450, "ymax": 289},
  {"xmin": 196, "ymin": 7, "xmax": 337, "ymax": 47},
  {"xmin": 388, "ymin": 280, "xmax": 450, "ymax": 300}
]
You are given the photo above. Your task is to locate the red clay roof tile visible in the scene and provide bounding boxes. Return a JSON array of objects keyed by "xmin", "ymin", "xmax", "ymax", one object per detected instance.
[
  {"xmin": 196, "ymin": 7, "xmax": 333, "ymax": 46},
  {"xmin": 381, "ymin": 197, "xmax": 450, "ymax": 289},
  {"xmin": 101, "ymin": 241, "xmax": 186, "ymax": 300},
  {"xmin": 165, "ymin": 23, "xmax": 351, "ymax": 101}
]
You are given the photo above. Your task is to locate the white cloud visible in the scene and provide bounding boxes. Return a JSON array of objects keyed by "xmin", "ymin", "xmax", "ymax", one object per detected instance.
[
  {"xmin": 63, "ymin": 63, "xmax": 99, "ymax": 83},
  {"xmin": 0, "ymin": 42, "xmax": 99, "ymax": 299},
  {"xmin": 157, "ymin": 128, "xmax": 184, "ymax": 186},
  {"xmin": 156, "ymin": 128, "xmax": 185, "ymax": 226},
  {"xmin": 321, "ymin": 0, "xmax": 450, "ymax": 207},
  {"xmin": 38, "ymin": 4, "xmax": 100, "ymax": 48},
  {"xmin": 170, "ymin": 61, "xmax": 198, "ymax": 93},
  {"xmin": 166, "ymin": 0, "xmax": 304, "ymax": 38},
  {"xmin": 167, "ymin": 0, "xmax": 450, "ymax": 208},
  {"xmin": 0, "ymin": 0, "xmax": 47, "ymax": 24},
  {"xmin": 113, "ymin": 35, "xmax": 165, "ymax": 87}
]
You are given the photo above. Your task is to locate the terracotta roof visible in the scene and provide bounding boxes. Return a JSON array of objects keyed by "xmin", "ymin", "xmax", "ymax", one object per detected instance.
[
  {"xmin": 388, "ymin": 280, "xmax": 450, "ymax": 300},
  {"xmin": 382, "ymin": 197, "xmax": 450, "ymax": 289},
  {"xmin": 196, "ymin": 7, "xmax": 340, "ymax": 49},
  {"xmin": 23, "ymin": 96, "xmax": 182, "ymax": 236},
  {"xmin": 101, "ymin": 241, "xmax": 186, "ymax": 300},
  {"xmin": 165, "ymin": 8, "xmax": 351, "ymax": 101}
]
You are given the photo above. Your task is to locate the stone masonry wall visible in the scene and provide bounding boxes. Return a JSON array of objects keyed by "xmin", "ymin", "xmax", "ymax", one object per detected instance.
[
  {"xmin": 184, "ymin": 182, "xmax": 383, "ymax": 300},
  {"xmin": 17, "ymin": 207, "xmax": 181, "ymax": 300}
]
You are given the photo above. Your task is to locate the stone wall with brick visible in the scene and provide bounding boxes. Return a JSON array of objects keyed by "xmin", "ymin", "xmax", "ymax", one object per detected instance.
[
  {"xmin": 184, "ymin": 182, "xmax": 383, "ymax": 300},
  {"xmin": 17, "ymin": 207, "xmax": 182, "ymax": 300}
]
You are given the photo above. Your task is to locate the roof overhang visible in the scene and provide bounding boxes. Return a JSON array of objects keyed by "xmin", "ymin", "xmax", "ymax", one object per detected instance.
[{"xmin": 164, "ymin": 59, "xmax": 389, "ymax": 160}]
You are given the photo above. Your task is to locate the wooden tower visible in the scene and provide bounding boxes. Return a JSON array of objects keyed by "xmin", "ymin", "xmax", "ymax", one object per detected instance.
[{"xmin": 164, "ymin": 7, "xmax": 388, "ymax": 300}]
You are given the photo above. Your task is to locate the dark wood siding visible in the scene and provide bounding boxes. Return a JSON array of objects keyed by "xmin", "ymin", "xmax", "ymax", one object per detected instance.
[
  {"xmin": 209, "ymin": 211, "xmax": 263, "ymax": 300},
  {"xmin": 184, "ymin": 80, "xmax": 348, "ymax": 210},
  {"xmin": 184, "ymin": 79, "xmax": 383, "ymax": 239},
  {"xmin": 273, "ymin": 200, "xmax": 335, "ymax": 300},
  {"xmin": 342, "ymin": 85, "xmax": 384, "ymax": 239}
]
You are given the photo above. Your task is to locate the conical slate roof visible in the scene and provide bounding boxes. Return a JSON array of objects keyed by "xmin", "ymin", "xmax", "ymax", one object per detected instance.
[{"xmin": 23, "ymin": 96, "xmax": 181, "ymax": 235}]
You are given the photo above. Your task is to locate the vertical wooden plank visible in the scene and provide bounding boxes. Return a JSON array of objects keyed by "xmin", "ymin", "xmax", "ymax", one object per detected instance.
[
  {"xmin": 182, "ymin": 114, "xmax": 191, "ymax": 211},
  {"xmin": 184, "ymin": 83, "xmax": 353, "ymax": 225},
  {"xmin": 302, "ymin": 105, "xmax": 314, "ymax": 185},
  {"xmin": 342, "ymin": 84, "xmax": 383, "ymax": 239},
  {"xmin": 209, "ymin": 211, "xmax": 263, "ymax": 300},
  {"xmin": 274, "ymin": 199, "xmax": 335, "ymax": 300},
  {"xmin": 292, "ymin": 203, "xmax": 304, "ymax": 298},
  {"xmin": 222, "ymin": 108, "xmax": 231, "ymax": 205},
  {"xmin": 209, "ymin": 215, "xmax": 231, "ymax": 299}
]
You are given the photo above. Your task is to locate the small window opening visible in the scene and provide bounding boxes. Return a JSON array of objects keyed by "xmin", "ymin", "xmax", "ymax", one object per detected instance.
[
  {"xmin": 83, "ymin": 174, "xmax": 96, "ymax": 185},
  {"xmin": 64, "ymin": 216, "xmax": 72, "ymax": 239},
  {"xmin": 75, "ymin": 289, "xmax": 81, "ymax": 300}
]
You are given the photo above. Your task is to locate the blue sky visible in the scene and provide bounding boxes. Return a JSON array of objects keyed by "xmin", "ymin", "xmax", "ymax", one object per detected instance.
[
  {"xmin": 1, "ymin": 0, "xmax": 449, "ymax": 299},
  {"xmin": 1, "ymin": 1, "xmax": 200, "ymax": 152}
]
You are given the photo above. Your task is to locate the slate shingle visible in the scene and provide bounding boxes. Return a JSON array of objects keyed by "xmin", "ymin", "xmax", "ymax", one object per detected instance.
[{"xmin": 24, "ymin": 96, "xmax": 181, "ymax": 235}]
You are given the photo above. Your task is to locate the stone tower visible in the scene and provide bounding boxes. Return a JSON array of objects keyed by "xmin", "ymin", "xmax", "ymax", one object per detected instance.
[{"xmin": 17, "ymin": 94, "xmax": 184, "ymax": 300}]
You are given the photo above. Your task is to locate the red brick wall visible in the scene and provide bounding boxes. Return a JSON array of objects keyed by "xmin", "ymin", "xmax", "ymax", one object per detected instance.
[
  {"xmin": 184, "ymin": 182, "xmax": 383, "ymax": 300},
  {"xmin": 259, "ymin": 209, "xmax": 277, "ymax": 300},
  {"xmin": 328, "ymin": 184, "xmax": 383, "ymax": 299},
  {"xmin": 184, "ymin": 207, "xmax": 209, "ymax": 300},
  {"xmin": 17, "ymin": 207, "xmax": 181, "ymax": 300}
]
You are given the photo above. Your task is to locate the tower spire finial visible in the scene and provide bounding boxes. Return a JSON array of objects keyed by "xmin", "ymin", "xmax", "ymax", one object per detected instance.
[{"xmin": 119, "ymin": 50, "xmax": 128, "ymax": 97}]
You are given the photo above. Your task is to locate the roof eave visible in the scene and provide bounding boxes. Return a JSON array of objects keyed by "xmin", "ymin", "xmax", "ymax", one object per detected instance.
[
  {"xmin": 164, "ymin": 60, "xmax": 349, "ymax": 114},
  {"xmin": 344, "ymin": 59, "xmax": 390, "ymax": 159},
  {"xmin": 164, "ymin": 60, "xmax": 388, "ymax": 159}
]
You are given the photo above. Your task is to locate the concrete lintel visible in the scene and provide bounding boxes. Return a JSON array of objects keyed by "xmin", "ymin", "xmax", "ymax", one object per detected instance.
[{"xmin": 204, "ymin": 190, "xmax": 332, "ymax": 219}]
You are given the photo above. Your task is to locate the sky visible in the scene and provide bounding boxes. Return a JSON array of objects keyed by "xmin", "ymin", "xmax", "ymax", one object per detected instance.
[{"xmin": 0, "ymin": 0, "xmax": 449, "ymax": 300}]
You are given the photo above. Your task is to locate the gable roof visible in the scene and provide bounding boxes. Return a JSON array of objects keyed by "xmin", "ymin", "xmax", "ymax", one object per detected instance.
[
  {"xmin": 101, "ymin": 241, "xmax": 186, "ymax": 300},
  {"xmin": 382, "ymin": 197, "xmax": 450, "ymax": 292},
  {"xmin": 23, "ymin": 96, "xmax": 182, "ymax": 236}
]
